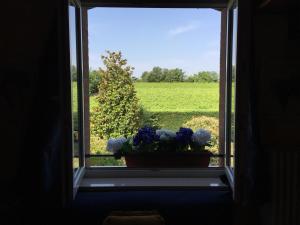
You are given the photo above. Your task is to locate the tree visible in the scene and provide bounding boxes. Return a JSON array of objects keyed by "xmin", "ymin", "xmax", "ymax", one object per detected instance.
[
  {"xmin": 147, "ymin": 67, "xmax": 165, "ymax": 82},
  {"xmin": 89, "ymin": 69, "xmax": 101, "ymax": 95},
  {"xmin": 131, "ymin": 76, "xmax": 139, "ymax": 82},
  {"xmin": 165, "ymin": 68, "xmax": 185, "ymax": 82},
  {"xmin": 141, "ymin": 71, "xmax": 150, "ymax": 82},
  {"xmin": 140, "ymin": 67, "xmax": 184, "ymax": 82},
  {"xmin": 71, "ymin": 65, "xmax": 77, "ymax": 81},
  {"xmin": 187, "ymin": 71, "xmax": 219, "ymax": 82},
  {"xmin": 232, "ymin": 65, "xmax": 236, "ymax": 80},
  {"xmin": 184, "ymin": 75, "xmax": 195, "ymax": 82},
  {"xmin": 90, "ymin": 51, "xmax": 141, "ymax": 138}
]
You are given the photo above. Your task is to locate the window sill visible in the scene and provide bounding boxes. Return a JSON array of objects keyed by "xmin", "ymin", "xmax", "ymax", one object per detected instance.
[{"xmin": 79, "ymin": 167, "xmax": 228, "ymax": 191}]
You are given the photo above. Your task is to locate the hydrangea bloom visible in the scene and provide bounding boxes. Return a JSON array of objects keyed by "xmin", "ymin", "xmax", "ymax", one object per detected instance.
[
  {"xmin": 156, "ymin": 129, "xmax": 176, "ymax": 141},
  {"xmin": 191, "ymin": 129, "xmax": 211, "ymax": 145},
  {"xmin": 106, "ymin": 137, "xmax": 127, "ymax": 153},
  {"xmin": 175, "ymin": 127, "xmax": 194, "ymax": 145},
  {"xmin": 133, "ymin": 126, "xmax": 160, "ymax": 146}
]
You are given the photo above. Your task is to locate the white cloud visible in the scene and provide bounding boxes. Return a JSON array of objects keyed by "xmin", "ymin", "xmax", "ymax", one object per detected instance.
[{"xmin": 168, "ymin": 23, "xmax": 200, "ymax": 37}]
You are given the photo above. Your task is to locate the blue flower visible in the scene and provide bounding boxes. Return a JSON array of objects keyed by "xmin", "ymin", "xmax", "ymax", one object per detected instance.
[
  {"xmin": 191, "ymin": 129, "xmax": 211, "ymax": 146},
  {"xmin": 133, "ymin": 126, "xmax": 159, "ymax": 146},
  {"xmin": 176, "ymin": 127, "xmax": 194, "ymax": 145},
  {"xmin": 106, "ymin": 137, "xmax": 127, "ymax": 153}
]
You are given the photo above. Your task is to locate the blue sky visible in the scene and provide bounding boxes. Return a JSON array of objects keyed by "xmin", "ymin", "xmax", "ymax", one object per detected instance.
[{"xmin": 88, "ymin": 8, "xmax": 221, "ymax": 77}]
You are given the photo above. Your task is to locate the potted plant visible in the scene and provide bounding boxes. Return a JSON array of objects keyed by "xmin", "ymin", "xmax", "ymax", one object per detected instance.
[{"xmin": 106, "ymin": 126, "xmax": 213, "ymax": 168}]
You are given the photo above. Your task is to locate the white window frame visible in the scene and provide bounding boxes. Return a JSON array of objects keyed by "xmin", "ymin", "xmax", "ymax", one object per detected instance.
[
  {"xmin": 68, "ymin": 0, "xmax": 241, "ymax": 194},
  {"xmin": 68, "ymin": 0, "xmax": 86, "ymax": 197},
  {"xmin": 224, "ymin": 0, "xmax": 238, "ymax": 191}
]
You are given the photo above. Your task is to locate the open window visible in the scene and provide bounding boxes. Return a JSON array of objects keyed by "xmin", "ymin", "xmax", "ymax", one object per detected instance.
[
  {"xmin": 66, "ymin": 0, "xmax": 242, "ymax": 195},
  {"xmin": 86, "ymin": 7, "xmax": 223, "ymax": 168},
  {"xmin": 225, "ymin": 0, "xmax": 238, "ymax": 188},
  {"xmin": 68, "ymin": 0, "xmax": 85, "ymax": 196}
]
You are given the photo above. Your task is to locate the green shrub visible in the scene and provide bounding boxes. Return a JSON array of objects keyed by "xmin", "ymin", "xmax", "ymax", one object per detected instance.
[
  {"xmin": 89, "ymin": 70, "xmax": 101, "ymax": 95},
  {"xmin": 72, "ymin": 111, "xmax": 78, "ymax": 130},
  {"xmin": 90, "ymin": 135, "xmax": 107, "ymax": 154},
  {"xmin": 186, "ymin": 71, "xmax": 219, "ymax": 82},
  {"xmin": 141, "ymin": 67, "xmax": 185, "ymax": 82},
  {"xmin": 86, "ymin": 157, "xmax": 125, "ymax": 166},
  {"xmin": 164, "ymin": 68, "xmax": 185, "ymax": 82},
  {"xmin": 139, "ymin": 106, "xmax": 161, "ymax": 129},
  {"xmin": 89, "ymin": 134, "xmax": 126, "ymax": 166},
  {"xmin": 90, "ymin": 51, "xmax": 141, "ymax": 139},
  {"xmin": 71, "ymin": 65, "xmax": 77, "ymax": 81},
  {"xmin": 183, "ymin": 116, "xmax": 219, "ymax": 154}
]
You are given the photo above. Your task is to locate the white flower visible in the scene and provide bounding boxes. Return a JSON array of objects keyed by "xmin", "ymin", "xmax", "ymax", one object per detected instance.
[
  {"xmin": 159, "ymin": 134, "xmax": 169, "ymax": 141},
  {"xmin": 191, "ymin": 129, "xmax": 211, "ymax": 145},
  {"xmin": 156, "ymin": 129, "xmax": 176, "ymax": 141},
  {"xmin": 106, "ymin": 137, "xmax": 127, "ymax": 153}
]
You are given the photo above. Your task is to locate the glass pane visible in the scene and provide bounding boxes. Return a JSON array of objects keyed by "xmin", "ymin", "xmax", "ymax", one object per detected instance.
[
  {"xmin": 69, "ymin": 4, "xmax": 80, "ymax": 172},
  {"xmin": 88, "ymin": 8, "xmax": 221, "ymax": 167},
  {"xmin": 230, "ymin": 4, "xmax": 237, "ymax": 169}
]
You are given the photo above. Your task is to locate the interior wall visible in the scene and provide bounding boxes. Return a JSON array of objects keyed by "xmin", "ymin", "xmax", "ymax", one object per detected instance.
[
  {"xmin": 232, "ymin": 1, "xmax": 300, "ymax": 224},
  {"xmin": 1, "ymin": 1, "xmax": 299, "ymax": 224},
  {"xmin": 0, "ymin": 0, "xmax": 70, "ymax": 210},
  {"xmin": 252, "ymin": 1, "xmax": 300, "ymax": 225}
]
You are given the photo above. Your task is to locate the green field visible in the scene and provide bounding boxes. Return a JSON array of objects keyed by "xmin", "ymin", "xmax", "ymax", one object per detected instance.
[
  {"xmin": 90, "ymin": 82, "xmax": 219, "ymax": 131},
  {"xmin": 89, "ymin": 82, "xmax": 220, "ymax": 165}
]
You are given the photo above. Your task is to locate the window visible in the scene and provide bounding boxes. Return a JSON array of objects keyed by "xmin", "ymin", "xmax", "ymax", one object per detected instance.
[
  {"xmin": 87, "ymin": 7, "xmax": 223, "ymax": 168},
  {"xmin": 66, "ymin": 0, "xmax": 241, "ymax": 192},
  {"xmin": 69, "ymin": 0, "xmax": 85, "ymax": 177},
  {"xmin": 225, "ymin": 0, "xmax": 238, "ymax": 176}
]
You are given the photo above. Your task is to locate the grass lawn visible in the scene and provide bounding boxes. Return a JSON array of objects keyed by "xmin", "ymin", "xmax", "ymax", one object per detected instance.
[
  {"xmin": 90, "ymin": 82, "xmax": 219, "ymax": 131},
  {"xmin": 88, "ymin": 82, "xmax": 220, "ymax": 165},
  {"xmin": 135, "ymin": 82, "xmax": 219, "ymax": 130}
]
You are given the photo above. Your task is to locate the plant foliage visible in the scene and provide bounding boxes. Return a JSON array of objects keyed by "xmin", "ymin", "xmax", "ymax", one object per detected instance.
[
  {"xmin": 90, "ymin": 51, "xmax": 141, "ymax": 139},
  {"xmin": 186, "ymin": 71, "xmax": 219, "ymax": 82},
  {"xmin": 89, "ymin": 70, "xmax": 101, "ymax": 95},
  {"xmin": 141, "ymin": 67, "xmax": 185, "ymax": 82},
  {"xmin": 183, "ymin": 116, "xmax": 219, "ymax": 153}
]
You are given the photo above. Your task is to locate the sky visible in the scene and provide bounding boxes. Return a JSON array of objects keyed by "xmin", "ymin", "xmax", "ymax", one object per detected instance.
[
  {"xmin": 88, "ymin": 8, "xmax": 221, "ymax": 77},
  {"xmin": 69, "ymin": 5, "xmax": 77, "ymax": 68}
]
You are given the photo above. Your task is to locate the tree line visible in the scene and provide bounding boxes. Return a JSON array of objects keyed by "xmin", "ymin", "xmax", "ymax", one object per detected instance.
[
  {"xmin": 89, "ymin": 66, "xmax": 219, "ymax": 95},
  {"xmin": 138, "ymin": 67, "xmax": 219, "ymax": 83}
]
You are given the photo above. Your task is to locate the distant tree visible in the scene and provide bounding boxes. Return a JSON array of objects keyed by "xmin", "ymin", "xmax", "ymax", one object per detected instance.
[
  {"xmin": 140, "ymin": 67, "xmax": 219, "ymax": 83},
  {"xmin": 90, "ymin": 51, "xmax": 141, "ymax": 138},
  {"xmin": 188, "ymin": 71, "xmax": 219, "ymax": 82},
  {"xmin": 201, "ymin": 71, "xmax": 219, "ymax": 82},
  {"xmin": 184, "ymin": 75, "xmax": 195, "ymax": 82},
  {"xmin": 71, "ymin": 65, "xmax": 77, "ymax": 81},
  {"xmin": 232, "ymin": 65, "xmax": 236, "ymax": 80},
  {"xmin": 147, "ymin": 67, "xmax": 165, "ymax": 82},
  {"xmin": 141, "ymin": 67, "xmax": 185, "ymax": 82},
  {"xmin": 165, "ymin": 68, "xmax": 185, "ymax": 82},
  {"xmin": 131, "ymin": 76, "xmax": 139, "ymax": 82},
  {"xmin": 141, "ymin": 71, "xmax": 150, "ymax": 82}
]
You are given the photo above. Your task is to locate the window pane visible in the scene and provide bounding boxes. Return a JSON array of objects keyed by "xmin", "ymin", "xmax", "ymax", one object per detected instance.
[
  {"xmin": 229, "ymin": 3, "xmax": 237, "ymax": 170},
  {"xmin": 69, "ymin": 4, "xmax": 80, "ymax": 172},
  {"xmin": 87, "ymin": 8, "xmax": 221, "ymax": 168}
]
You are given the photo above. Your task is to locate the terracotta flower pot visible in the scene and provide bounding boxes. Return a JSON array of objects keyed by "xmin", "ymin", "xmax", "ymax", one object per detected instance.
[{"xmin": 124, "ymin": 151, "xmax": 212, "ymax": 168}]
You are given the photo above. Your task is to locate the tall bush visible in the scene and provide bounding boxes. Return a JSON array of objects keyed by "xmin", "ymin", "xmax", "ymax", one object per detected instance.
[
  {"xmin": 165, "ymin": 68, "xmax": 185, "ymax": 82},
  {"xmin": 89, "ymin": 70, "xmax": 101, "ymax": 95},
  {"xmin": 90, "ymin": 51, "xmax": 141, "ymax": 139},
  {"xmin": 183, "ymin": 116, "xmax": 219, "ymax": 153},
  {"xmin": 188, "ymin": 71, "xmax": 219, "ymax": 82}
]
